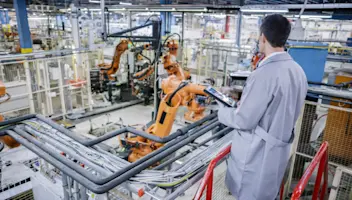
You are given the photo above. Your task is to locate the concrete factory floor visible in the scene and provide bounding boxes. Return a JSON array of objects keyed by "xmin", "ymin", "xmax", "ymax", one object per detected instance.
[{"xmin": 71, "ymin": 104, "xmax": 233, "ymax": 200}]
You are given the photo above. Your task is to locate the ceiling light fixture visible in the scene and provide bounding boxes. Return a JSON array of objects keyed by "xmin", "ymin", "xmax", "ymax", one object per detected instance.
[
  {"xmin": 294, "ymin": 14, "xmax": 331, "ymax": 19},
  {"xmin": 108, "ymin": 8, "xmax": 127, "ymax": 11},
  {"xmin": 150, "ymin": 8, "xmax": 173, "ymax": 12},
  {"xmin": 240, "ymin": 8, "xmax": 289, "ymax": 13},
  {"xmin": 120, "ymin": 2, "xmax": 132, "ymax": 5}
]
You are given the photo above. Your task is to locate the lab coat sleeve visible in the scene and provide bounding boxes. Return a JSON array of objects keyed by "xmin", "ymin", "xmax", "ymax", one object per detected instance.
[{"xmin": 218, "ymin": 73, "xmax": 272, "ymax": 130}]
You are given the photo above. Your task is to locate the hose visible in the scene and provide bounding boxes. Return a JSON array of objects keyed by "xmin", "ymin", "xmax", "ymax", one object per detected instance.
[
  {"xmin": 167, "ymin": 82, "xmax": 188, "ymax": 106},
  {"xmin": 5, "ymin": 120, "xmax": 224, "ymax": 194},
  {"xmin": 0, "ymin": 114, "xmax": 36, "ymax": 127},
  {"xmin": 144, "ymin": 15, "xmax": 161, "ymax": 25},
  {"xmin": 132, "ymin": 66, "xmax": 153, "ymax": 80},
  {"xmin": 163, "ymin": 33, "xmax": 181, "ymax": 47},
  {"xmin": 138, "ymin": 53, "xmax": 152, "ymax": 64}
]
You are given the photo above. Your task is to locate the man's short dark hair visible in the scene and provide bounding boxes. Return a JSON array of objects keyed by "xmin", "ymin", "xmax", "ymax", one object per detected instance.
[{"xmin": 260, "ymin": 14, "xmax": 291, "ymax": 48}]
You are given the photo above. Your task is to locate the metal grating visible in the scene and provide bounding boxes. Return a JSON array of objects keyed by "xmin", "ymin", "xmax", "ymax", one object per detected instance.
[
  {"xmin": 7, "ymin": 190, "xmax": 34, "ymax": 200},
  {"xmin": 330, "ymin": 167, "xmax": 352, "ymax": 200},
  {"xmin": 336, "ymin": 171, "xmax": 352, "ymax": 200},
  {"xmin": 200, "ymin": 163, "xmax": 236, "ymax": 200}
]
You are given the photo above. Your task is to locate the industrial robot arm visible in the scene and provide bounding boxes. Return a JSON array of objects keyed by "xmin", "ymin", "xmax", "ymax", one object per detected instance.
[
  {"xmin": 163, "ymin": 54, "xmax": 191, "ymax": 80},
  {"xmin": 132, "ymin": 66, "xmax": 155, "ymax": 81},
  {"xmin": 98, "ymin": 39, "xmax": 130, "ymax": 80},
  {"xmin": 126, "ymin": 56, "xmax": 208, "ymax": 162},
  {"xmin": 127, "ymin": 79, "xmax": 207, "ymax": 162}
]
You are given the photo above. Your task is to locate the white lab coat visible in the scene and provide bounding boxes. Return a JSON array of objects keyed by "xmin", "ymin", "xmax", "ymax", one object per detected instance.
[{"xmin": 218, "ymin": 52, "xmax": 307, "ymax": 200}]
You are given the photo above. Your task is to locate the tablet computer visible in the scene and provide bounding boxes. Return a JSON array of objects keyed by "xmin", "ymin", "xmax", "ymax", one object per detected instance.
[{"xmin": 204, "ymin": 86, "xmax": 236, "ymax": 107}]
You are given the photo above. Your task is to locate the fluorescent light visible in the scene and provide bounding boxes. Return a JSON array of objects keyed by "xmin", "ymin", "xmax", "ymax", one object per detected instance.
[
  {"xmin": 194, "ymin": 13, "xmax": 226, "ymax": 18},
  {"xmin": 136, "ymin": 12, "xmax": 160, "ymax": 16},
  {"xmin": 145, "ymin": 8, "xmax": 149, "ymax": 10},
  {"xmin": 29, "ymin": 17, "xmax": 48, "ymax": 20},
  {"xmin": 294, "ymin": 15, "xmax": 331, "ymax": 19},
  {"xmin": 172, "ymin": 8, "xmax": 176, "ymax": 11},
  {"xmin": 120, "ymin": 2, "xmax": 132, "ymax": 5},
  {"xmin": 109, "ymin": 8, "xmax": 127, "ymax": 11},
  {"xmin": 240, "ymin": 8, "xmax": 289, "ymax": 13},
  {"xmin": 150, "ymin": 9, "xmax": 173, "ymax": 11}
]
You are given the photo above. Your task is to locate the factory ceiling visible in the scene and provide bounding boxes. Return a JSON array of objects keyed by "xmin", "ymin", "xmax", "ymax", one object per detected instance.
[{"xmin": 0, "ymin": 0, "xmax": 351, "ymax": 6}]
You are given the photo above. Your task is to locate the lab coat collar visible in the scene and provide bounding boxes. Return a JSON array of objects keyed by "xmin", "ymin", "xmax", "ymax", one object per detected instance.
[{"xmin": 257, "ymin": 52, "xmax": 292, "ymax": 69}]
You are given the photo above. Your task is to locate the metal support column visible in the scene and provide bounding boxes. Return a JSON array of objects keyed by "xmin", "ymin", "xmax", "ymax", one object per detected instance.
[
  {"xmin": 127, "ymin": 11, "xmax": 132, "ymax": 35},
  {"xmin": 24, "ymin": 61, "xmax": 35, "ymax": 113},
  {"xmin": 160, "ymin": 0, "xmax": 171, "ymax": 35},
  {"xmin": 70, "ymin": 4, "xmax": 81, "ymax": 80},
  {"xmin": 224, "ymin": 15, "xmax": 230, "ymax": 39},
  {"xmin": 70, "ymin": 4, "xmax": 81, "ymax": 50},
  {"xmin": 0, "ymin": 9, "xmax": 10, "ymax": 25},
  {"xmin": 101, "ymin": 0, "xmax": 107, "ymax": 41},
  {"xmin": 236, "ymin": 11, "xmax": 242, "ymax": 48},
  {"xmin": 181, "ymin": 12, "xmax": 185, "ymax": 67},
  {"xmin": 13, "ymin": 0, "xmax": 33, "ymax": 53}
]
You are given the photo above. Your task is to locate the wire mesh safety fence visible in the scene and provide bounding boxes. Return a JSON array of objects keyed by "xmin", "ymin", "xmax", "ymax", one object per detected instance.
[{"xmin": 287, "ymin": 100, "xmax": 352, "ymax": 200}]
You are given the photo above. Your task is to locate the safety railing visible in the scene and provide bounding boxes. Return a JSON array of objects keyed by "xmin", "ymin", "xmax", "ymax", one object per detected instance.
[
  {"xmin": 193, "ymin": 141, "xmax": 329, "ymax": 200},
  {"xmin": 290, "ymin": 141, "xmax": 329, "ymax": 200},
  {"xmin": 193, "ymin": 145, "xmax": 231, "ymax": 200}
]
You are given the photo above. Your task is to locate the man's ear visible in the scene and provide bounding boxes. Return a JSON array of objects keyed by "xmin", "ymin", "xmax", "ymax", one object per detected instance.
[{"xmin": 261, "ymin": 34, "xmax": 267, "ymax": 44}]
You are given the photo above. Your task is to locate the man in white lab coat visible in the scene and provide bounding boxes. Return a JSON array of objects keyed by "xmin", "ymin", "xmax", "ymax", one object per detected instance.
[{"xmin": 218, "ymin": 14, "xmax": 308, "ymax": 200}]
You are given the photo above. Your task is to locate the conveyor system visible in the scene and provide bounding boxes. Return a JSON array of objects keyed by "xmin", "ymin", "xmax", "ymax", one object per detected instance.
[{"xmin": 0, "ymin": 113, "xmax": 232, "ymax": 199}]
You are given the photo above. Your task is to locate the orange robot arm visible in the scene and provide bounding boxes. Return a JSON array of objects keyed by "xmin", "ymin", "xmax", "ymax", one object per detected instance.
[
  {"xmin": 99, "ymin": 39, "xmax": 130, "ymax": 80},
  {"xmin": 165, "ymin": 40, "xmax": 178, "ymax": 57},
  {"xmin": 163, "ymin": 54, "xmax": 191, "ymax": 80},
  {"xmin": 132, "ymin": 66, "xmax": 154, "ymax": 81},
  {"xmin": 127, "ymin": 79, "xmax": 208, "ymax": 162}
]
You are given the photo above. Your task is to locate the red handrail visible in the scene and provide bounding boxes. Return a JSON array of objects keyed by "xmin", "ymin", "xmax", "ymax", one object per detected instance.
[
  {"xmin": 193, "ymin": 145, "xmax": 231, "ymax": 200},
  {"xmin": 194, "ymin": 142, "xmax": 328, "ymax": 200},
  {"xmin": 290, "ymin": 141, "xmax": 329, "ymax": 200}
]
